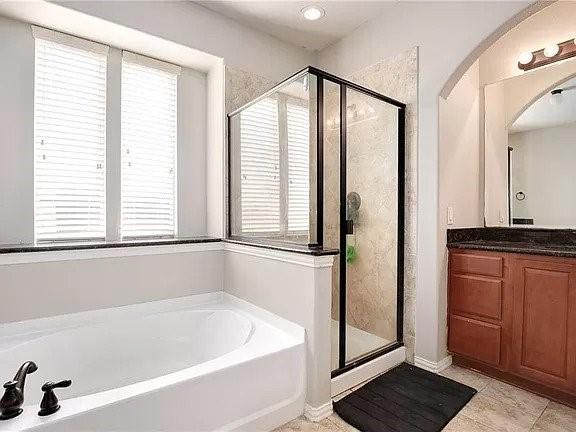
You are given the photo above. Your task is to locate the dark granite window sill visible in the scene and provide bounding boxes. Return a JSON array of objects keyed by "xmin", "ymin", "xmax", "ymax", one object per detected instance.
[
  {"xmin": 0, "ymin": 236, "xmax": 339, "ymax": 257},
  {"xmin": 0, "ymin": 237, "xmax": 221, "ymax": 254},
  {"xmin": 224, "ymin": 237, "xmax": 339, "ymax": 256}
]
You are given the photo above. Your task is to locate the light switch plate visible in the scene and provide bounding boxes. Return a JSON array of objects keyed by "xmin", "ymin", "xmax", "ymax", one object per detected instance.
[{"xmin": 447, "ymin": 206, "xmax": 454, "ymax": 225}]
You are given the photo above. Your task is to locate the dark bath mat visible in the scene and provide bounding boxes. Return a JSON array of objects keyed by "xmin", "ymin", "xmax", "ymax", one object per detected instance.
[{"xmin": 333, "ymin": 362, "xmax": 477, "ymax": 432}]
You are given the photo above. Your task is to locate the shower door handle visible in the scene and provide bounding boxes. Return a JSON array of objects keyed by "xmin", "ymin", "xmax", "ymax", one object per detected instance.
[{"xmin": 345, "ymin": 220, "xmax": 354, "ymax": 235}]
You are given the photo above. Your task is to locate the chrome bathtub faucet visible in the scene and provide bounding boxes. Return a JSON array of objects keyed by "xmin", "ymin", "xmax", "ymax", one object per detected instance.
[{"xmin": 0, "ymin": 361, "xmax": 38, "ymax": 420}]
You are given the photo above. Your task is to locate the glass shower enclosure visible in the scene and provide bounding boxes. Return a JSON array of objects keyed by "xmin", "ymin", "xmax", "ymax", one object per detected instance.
[{"xmin": 228, "ymin": 67, "xmax": 405, "ymax": 376}]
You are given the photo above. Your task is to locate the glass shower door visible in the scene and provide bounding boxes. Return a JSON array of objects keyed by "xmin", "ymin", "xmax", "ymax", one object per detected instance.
[
  {"xmin": 343, "ymin": 87, "xmax": 401, "ymax": 365},
  {"xmin": 327, "ymin": 78, "xmax": 404, "ymax": 374}
]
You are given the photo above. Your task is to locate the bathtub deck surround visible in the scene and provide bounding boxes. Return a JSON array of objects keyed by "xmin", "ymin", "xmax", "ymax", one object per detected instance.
[
  {"xmin": 0, "ymin": 240, "xmax": 338, "ymax": 429},
  {"xmin": 0, "ymin": 292, "xmax": 305, "ymax": 432}
]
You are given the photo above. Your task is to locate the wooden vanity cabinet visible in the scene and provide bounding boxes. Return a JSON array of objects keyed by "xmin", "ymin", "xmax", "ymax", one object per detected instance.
[
  {"xmin": 448, "ymin": 249, "xmax": 576, "ymax": 405},
  {"xmin": 448, "ymin": 251, "xmax": 511, "ymax": 369},
  {"xmin": 511, "ymin": 257, "xmax": 576, "ymax": 393}
]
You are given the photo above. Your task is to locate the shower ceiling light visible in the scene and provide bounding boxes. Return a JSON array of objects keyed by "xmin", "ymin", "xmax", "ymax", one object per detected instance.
[{"xmin": 301, "ymin": 6, "xmax": 325, "ymax": 21}]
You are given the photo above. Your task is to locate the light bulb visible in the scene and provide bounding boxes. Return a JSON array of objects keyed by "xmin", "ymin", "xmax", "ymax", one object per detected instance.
[
  {"xmin": 301, "ymin": 6, "xmax": 325, "ymax": 21},
  {"xmin": 544, "ymin": 44, "xmax": 560, "ymax": 58},
  {"xmin": 518, "ymin": 52, "xmax": 534, "ymax": 65}
]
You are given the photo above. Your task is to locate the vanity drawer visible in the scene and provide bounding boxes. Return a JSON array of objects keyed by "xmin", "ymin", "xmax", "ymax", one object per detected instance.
[
  {"xmin": 451, "ymin": 252, "xmax": 503, "ymax": 278},
  {"xmin": 449, "ymin": 315, "xmax": 501, "ymax": 366},
  {"xmin": 450, "ymin": 274, "xmax": 502, "ymax": 320}
]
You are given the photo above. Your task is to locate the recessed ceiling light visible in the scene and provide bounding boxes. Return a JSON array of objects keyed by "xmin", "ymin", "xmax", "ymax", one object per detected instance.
[{"xmin": 301, "ymin": 6, "xmax": 325, "ymax": 21}]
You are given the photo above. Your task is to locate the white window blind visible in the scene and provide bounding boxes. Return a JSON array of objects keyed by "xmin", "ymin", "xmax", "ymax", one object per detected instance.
[
  {"xmin": 238, "ymin": 97, "xmax": 310, "ymax": 235},
  {"xmin": 33, "ymin": 37, "xmax": 107, "ymax": 242},
  {"xmin": 121, "ymin": 55, "xmax": 178, "ymax": 238},
  {"xmin": 286, "ymin": 102, "xmax": 310, "ymax": 232},
  {"xmin": 240, "ymin": 98, "xmax": 280, "ymax": 233}
]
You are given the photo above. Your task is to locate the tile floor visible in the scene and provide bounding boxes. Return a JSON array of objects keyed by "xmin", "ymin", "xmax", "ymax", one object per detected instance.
[{"xmin": 275, "ymin": 365, "xmax": 576, "ymax": 431}]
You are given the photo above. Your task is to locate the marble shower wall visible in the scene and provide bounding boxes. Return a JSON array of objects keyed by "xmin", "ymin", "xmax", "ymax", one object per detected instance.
[{"xmin": 225, "ymin": 66, "xmax": 277, "ymax": 114}]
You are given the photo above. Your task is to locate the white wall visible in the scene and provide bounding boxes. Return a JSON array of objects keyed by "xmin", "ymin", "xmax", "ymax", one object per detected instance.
[
  {"xmin": 178, "ymin": 67, "xmax": 208, "ymax": 237},
  {"xmin": 484, "ymin": 81, "xmax": 509, "ymax": 227},
  {"xmin": 510, "ymin": 122, "xmax": 576, "ymax": 226},
  {"xmin": 0, "ymin": 15, "xmax": 34, "ymax": 244},
  {"xmin": 439, "ymin": 60, "xmax": 483, "ymax": 230},
  {"xmin": 318, "ymin": 1, "xmax": 529, "ymax": 364},
  {"xmin": 57, "ymin": 1, "xmax": 315, "ymax": 83},
  {"xmin": 0, "ymin": 245, "xmax": 223, "ymax": 323}
]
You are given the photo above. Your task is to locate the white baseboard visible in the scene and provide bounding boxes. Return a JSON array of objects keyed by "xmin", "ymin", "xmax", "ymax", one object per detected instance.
[
  {"xmin": 304, "ymin": 402, "xmax": 333, "ymax": 422},
  {"xmin": 414, "ymin": 355, "xmax": 452, "ymax": 373},
  {"xmin": 331, "ymin": 346, "xmax": 406, "ymax": 397}
]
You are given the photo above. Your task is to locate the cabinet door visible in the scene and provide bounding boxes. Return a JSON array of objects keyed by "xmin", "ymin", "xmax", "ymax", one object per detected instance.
[{"xmin": 512, "ymin": 258, "xmax": 576, "ymax": 391}]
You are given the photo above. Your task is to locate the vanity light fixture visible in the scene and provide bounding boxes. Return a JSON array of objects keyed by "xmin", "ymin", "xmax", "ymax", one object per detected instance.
[
  {"xmin": 301, "ymin": 5, "xmax": 325, "ymax": 21},
  {"xmin": 518, "ymin": 39, "xmax": 576, "ymax": 71}
]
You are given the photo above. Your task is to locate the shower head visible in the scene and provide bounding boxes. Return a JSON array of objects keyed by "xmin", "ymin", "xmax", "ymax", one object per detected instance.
[{"xmin": 346, "ymin": 192, "xmax": 361, "ymax": 222}]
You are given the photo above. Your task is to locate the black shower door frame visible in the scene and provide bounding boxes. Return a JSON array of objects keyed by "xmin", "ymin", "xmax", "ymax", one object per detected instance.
[{"xmin": 227, "ymin": 66, "xmax": 406, "ymax": 377}]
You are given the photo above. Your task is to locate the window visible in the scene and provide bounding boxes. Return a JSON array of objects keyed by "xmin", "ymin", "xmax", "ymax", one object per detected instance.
[
  {"xmin": 235, "ymin": 95, "xmax": 310, "ymax": 236},
  {"xmin": 121, "ymin": 53, "xmax": 179, "ymax": 238},
  {"xmin": 239, "ymin": 97, "xmax": 281, "ymax": 233},
  {"xmin": 33, "ymin": 32, "xmax": 108, "ymax": 242}
]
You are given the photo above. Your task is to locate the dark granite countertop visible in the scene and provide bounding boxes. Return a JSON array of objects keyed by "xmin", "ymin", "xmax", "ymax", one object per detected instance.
[
  {"xmin": 0, "ymin": 237, "xmax": 221, "ymax": 254},
  {"xmin": 224, "ymin": 237, "xmax": 339, "ymax": 256},
  {"xmin": 447, "ymin": 228, "xmax": 576, "ymax": 258},
  {"xmin": 447, "ymin": 240, "xmax": 576, "ymax": 258}
]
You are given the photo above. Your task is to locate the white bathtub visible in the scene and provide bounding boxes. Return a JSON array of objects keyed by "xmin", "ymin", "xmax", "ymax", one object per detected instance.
[{"xmin": 0, "ymin": 293, "xmax": 305, "ymax": 431}]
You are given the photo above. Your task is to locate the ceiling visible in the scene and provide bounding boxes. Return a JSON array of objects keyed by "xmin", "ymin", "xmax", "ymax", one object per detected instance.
[
  {"xmin": 511, "ymin": 76, "xmax": 576, "ymax": 133},
  {"xmin": 196, "ymin": 1, "xmax": 398, "ymax": 51}
]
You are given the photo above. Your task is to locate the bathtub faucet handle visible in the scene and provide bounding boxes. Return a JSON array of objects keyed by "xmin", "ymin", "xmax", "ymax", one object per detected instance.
[{"xmin": 38, "ymin": 380, "xmax": 72, "ymax": 417}]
